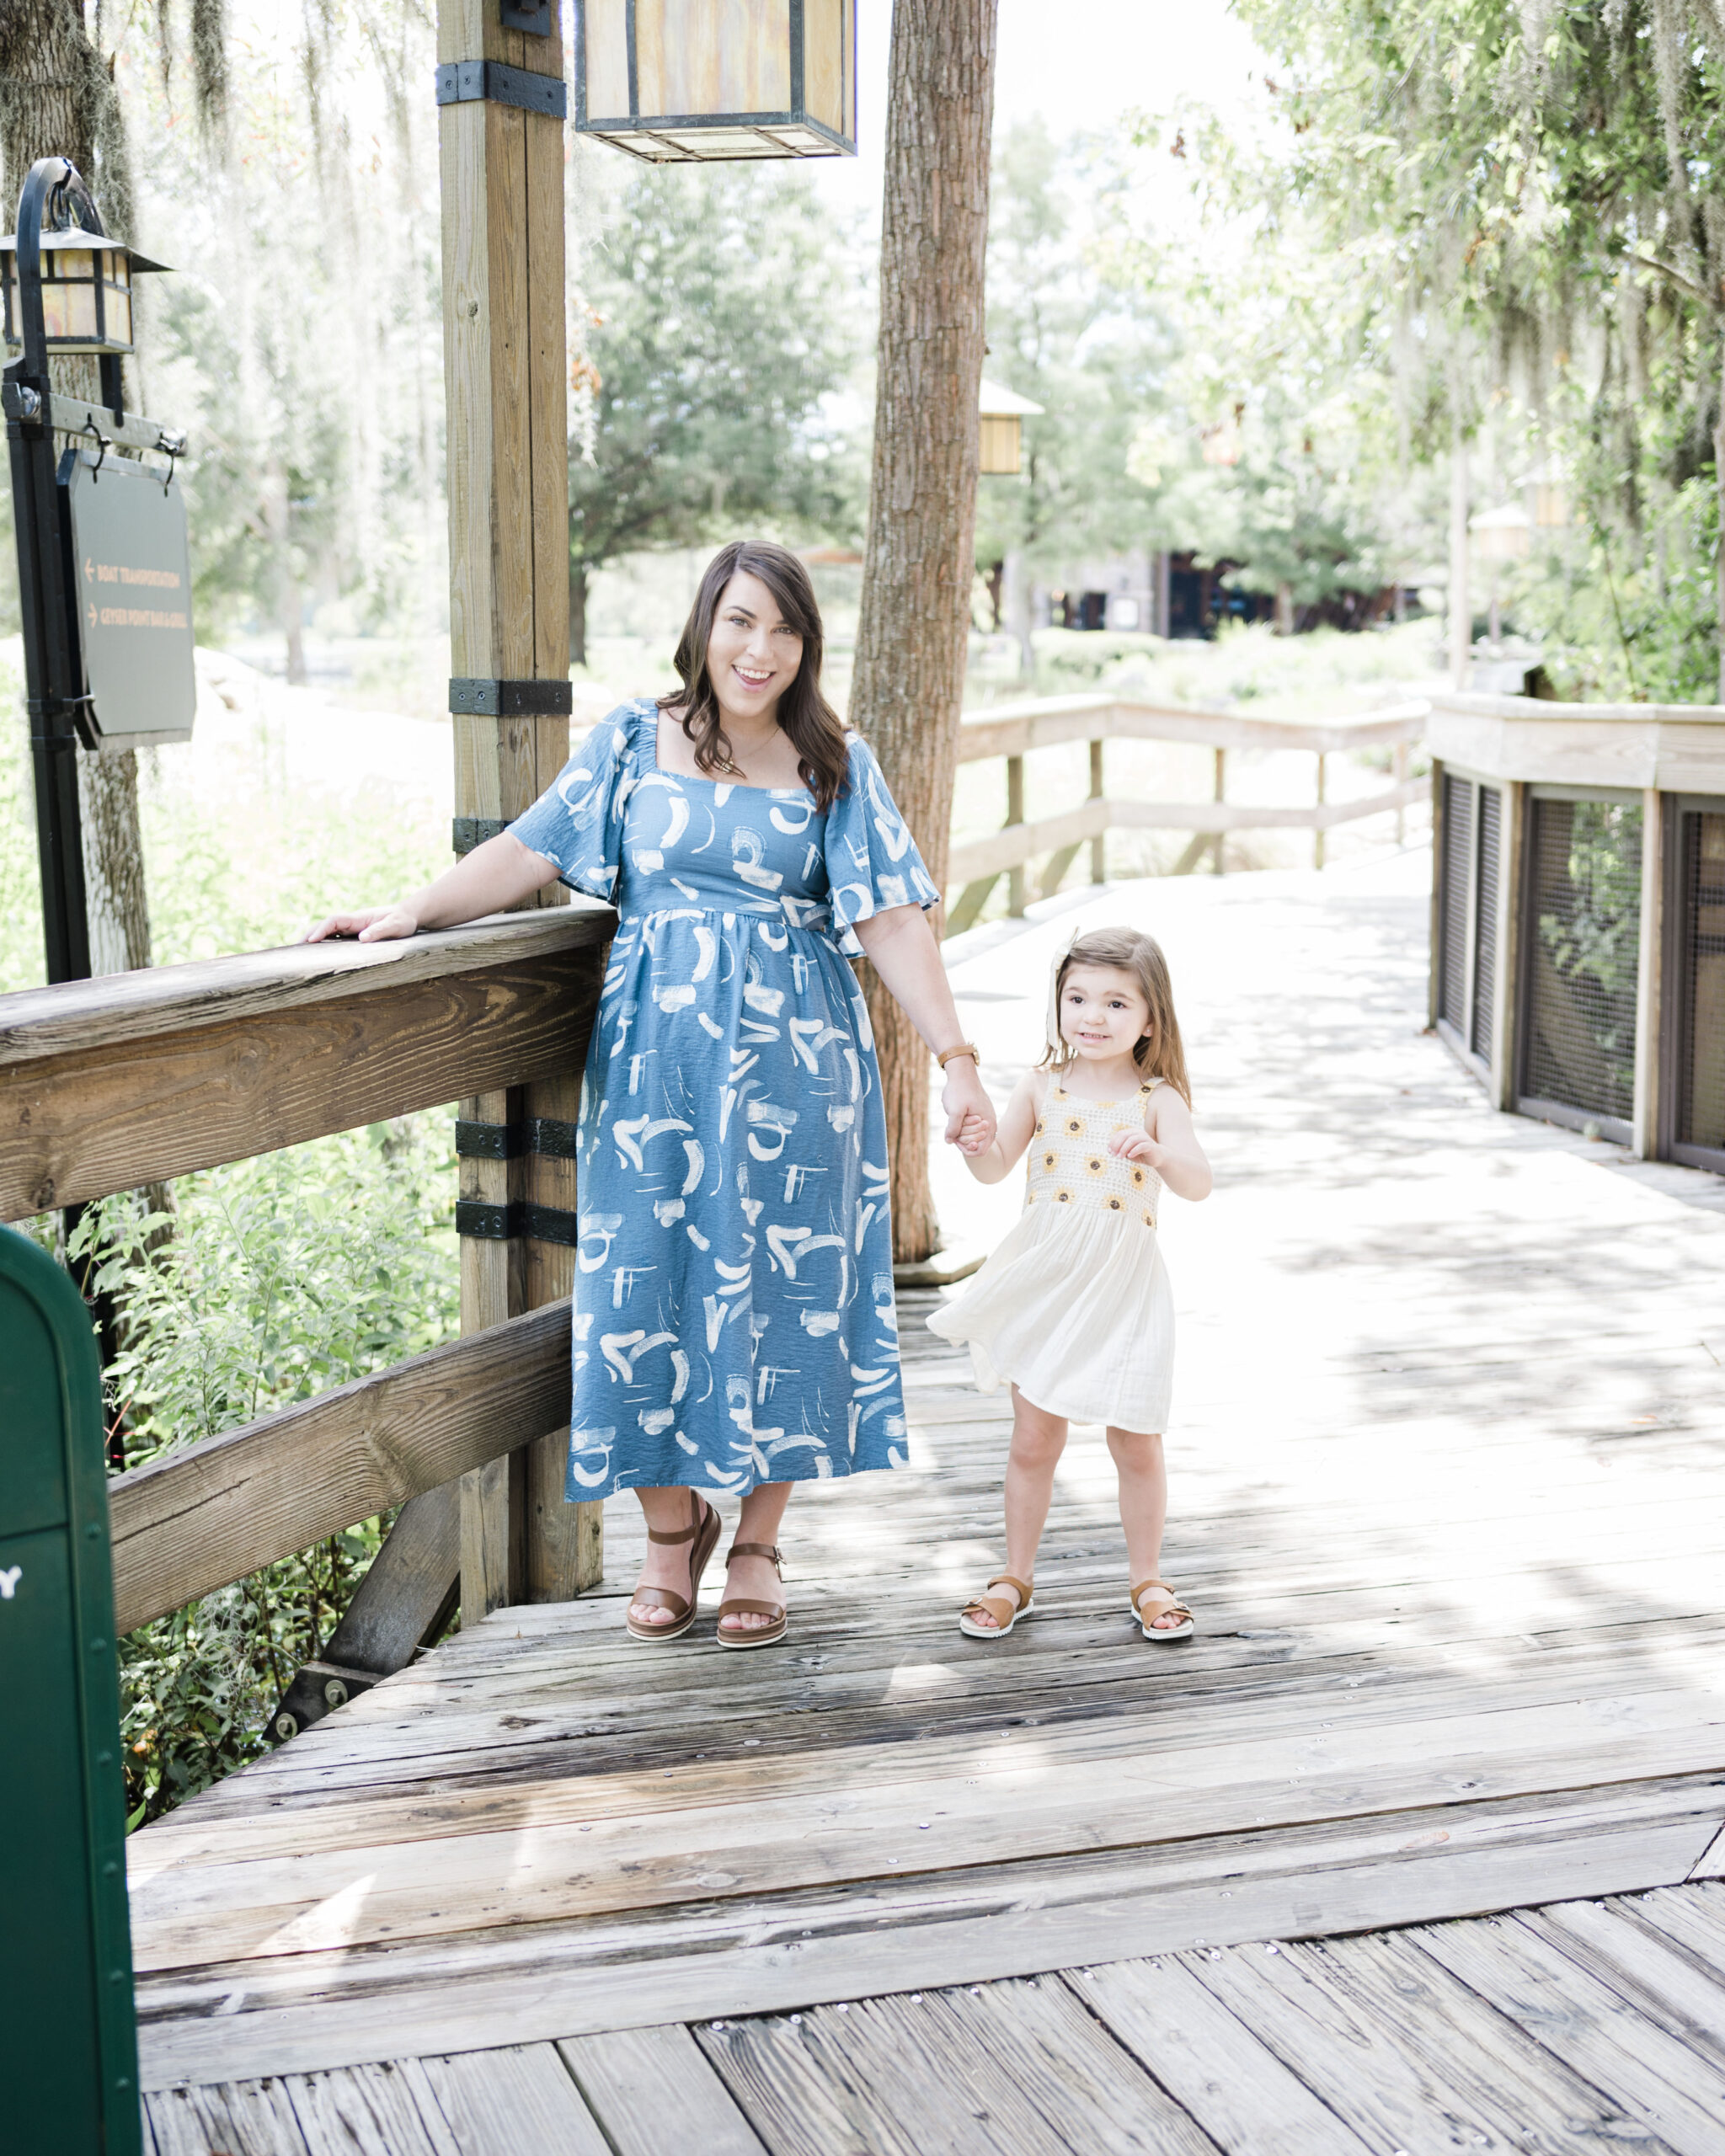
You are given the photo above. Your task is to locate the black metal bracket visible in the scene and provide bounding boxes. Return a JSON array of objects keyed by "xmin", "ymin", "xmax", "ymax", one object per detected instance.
[
  {"xmin": 449, "ymin": 676, "xmax": 574, "ymax": 715},
  {"xmin": 500, "ymin": 0, "xmax": 552, "ymax": 33},
  {"xmin": 456, "ymin": 1199, "xmax": 581, "ymax": 1246},
  {"xmin": 456, "ymin": 1116, "xmax": 579, "ymax": 1161},
  {"xmin": 435, "ymin": 61, "xmax": 568, "ymax": 119},
  {"xmin": 452, "ymin": 815, "xmax": 509, "ymax": 856}
]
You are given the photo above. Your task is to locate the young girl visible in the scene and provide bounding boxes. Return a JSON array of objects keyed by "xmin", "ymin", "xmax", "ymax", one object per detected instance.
[{"xmin": 928, "ymin": 926, "xmax": 1212, "ymax": 1641}]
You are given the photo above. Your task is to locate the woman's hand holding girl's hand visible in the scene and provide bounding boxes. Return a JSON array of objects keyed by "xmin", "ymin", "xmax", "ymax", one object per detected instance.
[
  {"xmin": 302, "ymin": 904, "xmax": 420, "ymax": 946},
  {"xmin": 942, "ymin": 1065, "xmax": 997, "ymax": 1155}
]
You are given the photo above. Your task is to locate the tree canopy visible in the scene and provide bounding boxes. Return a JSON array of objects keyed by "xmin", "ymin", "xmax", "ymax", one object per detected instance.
[{"xmin": 568, "ymin": 162, "xmax": 865, "ymax": 664}]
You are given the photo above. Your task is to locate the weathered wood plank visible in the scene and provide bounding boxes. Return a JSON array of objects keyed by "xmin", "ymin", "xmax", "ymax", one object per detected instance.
[
  {"xmin": 699, "ymin": 1984, "xmax": 1221, "ymax": 2156},
  {"xmin": 418, "ymin": 2045, "xmax": 611, "ymax": 2155},
  {"xmin": 1690, "ymin": 1825, "xmax": 1725, "ymax": 1878},
  {"xmin": 145, "ymin": 2079, "xmax": 311, "ymax": 2156},
  {"xmin": 284, "ymin": 2061, "xmax": 460, "ymax": 2156},
  {"xmin": 1412, "ymin": 1914, "xmax": 1725, "ymax": 2156},
  {"xmin": 558, "ymin": 2027, "xmax": 766, "ymax": 2156},
  {"xmin": 1185, "ymin": 1929, "xmax": 1672, "ymax": 2156},
  {"xmin": 1519, "ymin": 1898, "xmax": 1725, "ymax": 2066},
  {"xmin": 110, "ymin": 1300, "xmax": 569, "ymax": 1634},
  {"xmin": 1072, "ymin": 1956, "xmax": 1373, "ymax": 2154},
  {"xmin": 0, "ymin": 923, "xmax": 610, "ymax": 1217},
  {"xmin": 131, "ymin": 1781, "xmax": 1722, "ymax": 2087}
]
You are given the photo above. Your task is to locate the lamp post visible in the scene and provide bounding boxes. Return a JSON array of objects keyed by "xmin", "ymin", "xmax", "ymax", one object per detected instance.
[
  {"xmin": 978, "ymin": 378, "xmax": 1044, "ymax": 477},
  {"xmin": 1468, "ymin": 502, "xmax": 1531, "ymax": 650},
  {"xmin": 574, "ymin": 0, "xmax": 857, "ymax": 160},
  {"xmin": 1, "ymin": 158, "xmax": 179, "ymax": 985}
]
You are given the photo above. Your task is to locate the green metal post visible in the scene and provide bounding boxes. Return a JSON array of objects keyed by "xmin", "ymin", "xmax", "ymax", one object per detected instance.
[{"xmin": 0, "ymin": 1225, "xmax": 142, "ymax": 2153}]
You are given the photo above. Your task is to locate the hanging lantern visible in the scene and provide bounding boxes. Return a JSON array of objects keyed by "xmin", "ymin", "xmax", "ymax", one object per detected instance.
[
  {"xmin": 1469, "ymin": 503, "xmax": 1531, "ymax": 563},
  {"xmin": 0, "ymin": 169, "xmax": 166, "ymax": 359},
  {"xmin": 979, "ymin": 379, "xmax": 1044, "ymax": 476},
  {"xmin": 574, "ymin": 0, "xmax": 857, "ymax": 161}
]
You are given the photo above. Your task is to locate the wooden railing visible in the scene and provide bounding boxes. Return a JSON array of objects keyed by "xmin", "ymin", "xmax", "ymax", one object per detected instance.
[
  {"xmin": 0, "ymin": 906, "xmax": 611, "ymax": 1665},
  {"xmin": 945, "ymin": 693, "xmax": 1430, "ymax": 933}
]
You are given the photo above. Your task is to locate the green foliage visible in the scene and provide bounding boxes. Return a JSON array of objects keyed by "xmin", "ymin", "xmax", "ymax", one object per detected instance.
[
  {"xmin": 570, "ymin": 163, "xmax": 865, "ymax": 612},
  {"xmin": 1230, "ymin": 0, "xmax": 1725, "ymax": 696},
  {"xmin": 975, "ymin": 121, "xmax": 1172, "ymax": 579},
  {"xmin": 69, "ymin": 1114, "xmax": 460, "ymax": 1827}
]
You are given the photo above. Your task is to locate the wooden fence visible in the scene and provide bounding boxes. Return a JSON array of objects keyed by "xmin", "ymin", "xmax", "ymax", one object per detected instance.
[
  {"xmin": 945, "ymin": 694, "xmax": 1431, "ymax": 933},
  {"xmin": 0, "ymin": 906, "xmax": 611, "ymax": 1718}
]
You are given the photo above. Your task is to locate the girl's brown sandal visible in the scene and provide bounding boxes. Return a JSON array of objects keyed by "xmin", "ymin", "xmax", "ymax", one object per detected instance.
[
  {"xmin": 1130, "ymin": 1579, "xmax": 1194, "ymax": 1642},
  {"xmin": 959, "ymin": 1574, "xmax": 1034, "ymax": 1638},
  {"xmin": 716, "ymin": 1541, "xmax": 788, "ymax": 1650},
  {"xmin": 625, "ymin": 1491, "xmax": 723, "ymax": 1643}
]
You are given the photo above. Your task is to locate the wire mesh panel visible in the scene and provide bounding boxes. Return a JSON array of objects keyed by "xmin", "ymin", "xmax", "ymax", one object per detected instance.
[
  {"xmin": 1439, "ymin": 772, "xmax": 1472, "ymax": 1033},
  {"xmin": 1675, "ymin": 808, "xmax": 1725, "ymax": 1164},
  {"xmin": 1520, "ymin": 796, "xmax": 1642, "ymax": 1128},
  {"xmin": 1470, "ymin": 784, "xmax": 1501, "ymax": 1060}
]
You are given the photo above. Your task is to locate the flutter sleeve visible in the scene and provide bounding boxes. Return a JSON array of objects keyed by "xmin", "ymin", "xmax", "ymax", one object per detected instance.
[
  {"xmin": 822, "ymin": 734, "xmax": 942, "ymax": 953},
  {"xmin": 504, "ymin": 702, "xmax": 639, "ymax": 901}
]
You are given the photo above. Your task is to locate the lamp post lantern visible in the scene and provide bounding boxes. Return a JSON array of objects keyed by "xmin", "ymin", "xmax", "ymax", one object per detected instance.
[
  {"xmin": 1, "ymin": 157, "xmax": 187, "ymax": 987},
  {"xmin": 574, "ymin": 0, "xmax": 857, "ymax": 161},
  {"xmin": 978, "ymin": 378, "xmax": 1044, "ymax": 478}
]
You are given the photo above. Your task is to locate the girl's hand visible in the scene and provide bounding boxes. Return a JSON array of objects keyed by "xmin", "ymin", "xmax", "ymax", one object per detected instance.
[
  {"xmin": 942, "ymin": 1064, "xmax": 997, "ymax": 1155},
  {"xmin": 1108, "ymin": 1126, "xmax": 1166, "ymax": 1169},
  {"xmin": 302, "ymin": 904, "xmax": 420, "ymax": 945}
]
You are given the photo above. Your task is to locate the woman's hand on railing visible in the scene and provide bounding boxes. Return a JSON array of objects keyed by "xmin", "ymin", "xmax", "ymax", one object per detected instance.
[
  {"xmin": 302, "ymin": 903, "xmax": 420, "ymax": 945},
  {"xmin": 301, "ymin": 833, "xmax": 561, "ymax": 947}
]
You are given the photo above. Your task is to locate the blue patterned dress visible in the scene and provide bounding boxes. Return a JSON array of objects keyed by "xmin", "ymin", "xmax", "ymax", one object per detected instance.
[{"xmin": 506, "ymin": 699, "xmax": 941, "ymax": 1500}]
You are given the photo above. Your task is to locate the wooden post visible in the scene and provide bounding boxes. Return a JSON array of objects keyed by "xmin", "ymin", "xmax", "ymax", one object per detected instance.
[
  {"xmin": 1314, "ymin": 752, "xmax": 1327, "ymax": 869},
  {"xmin": 1088, "ymin": 738, "xmax": 1105, "ymax": 883},
  {"xmin": 1394, "ymin": 739, "xmax": 1409, "ymax": 846},
  {"xmin": 438, "ymin": 0, "xmax": 600, "ymax": 1620},
  {"xmin": 1428, "ymin": 758, "xmax": 1445, "ymax": 1029},
  {"xmin": 1632, "ymin": 787, "xmax": 1666, "ymax": 1161},
  {"xmin": 1006, "ymin": 754, "xmax": 1026, "ymax": 916},
  {"xmin": 1212, "ymin": 746, "xmax": 1226, "ymax": 875},
  {"xmin": 1490, "ymin": 780, "xmax": 1525, "ymax": 1113}
]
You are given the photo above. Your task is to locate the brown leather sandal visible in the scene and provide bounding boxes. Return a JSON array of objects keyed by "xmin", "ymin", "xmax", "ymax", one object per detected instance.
[
  {"xmin": 715, "ymin": 1541, "xmax": 788, "ymax": 1650},
  {"xmin": 1130, "ymin": 1579, "xmax": 1194, "ymax": 1641},
  {"xmin": 625, "ymin": 1491, "xmax": 723, "ymax": 1642},
  {"xmin": 959, "ymin": 1573, "xmax": 1034, "ymax": 1639}
]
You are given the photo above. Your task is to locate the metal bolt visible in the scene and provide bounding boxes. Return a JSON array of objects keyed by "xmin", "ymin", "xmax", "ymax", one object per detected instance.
[
  {"xmin": 323, "ymin": 1678, "xmax": 349, "ymax": 1708},
  {"xmin": 274, "ymin": 1712, "xmax": 298, "ymax": 1741}
]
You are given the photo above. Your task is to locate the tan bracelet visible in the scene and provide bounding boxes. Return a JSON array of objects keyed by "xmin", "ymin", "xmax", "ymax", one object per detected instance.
[{"xmin": 936, "ymin": 1042, "xmax": 980, "ymax": 1069}]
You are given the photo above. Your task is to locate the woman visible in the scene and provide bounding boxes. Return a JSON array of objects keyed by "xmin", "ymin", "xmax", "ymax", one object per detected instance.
[{"xmin": 307, "ymin": 541, "xmax": 996, "ymax": 1647}]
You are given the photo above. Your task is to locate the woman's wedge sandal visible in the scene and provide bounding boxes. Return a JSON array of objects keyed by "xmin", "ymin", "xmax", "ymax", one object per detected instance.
[
  {"xmin": 716, "ymin": 1542, "xmax": 788, "ymax": 1650},
  {"xmin": 1130, "ymin": 1579, "xmax": 1194, "ymax": 1641},
  {"xmin": 625, "ymin": 1491, "xmax": 723, "ymax": 1643},
  {"xmin": 959, "ymin": 1574, "xmax": 1034, "ymax": 1639}
]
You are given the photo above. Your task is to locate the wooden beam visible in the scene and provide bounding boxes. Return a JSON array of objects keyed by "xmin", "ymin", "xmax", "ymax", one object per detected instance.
[
  {"xmin": 109, "ymin": 1299, "xmax": 572, "ymax": 1636},
  {"xmin": 438, "ymin": 0, "xmax": 593, "ymax": 1620},
  {"xmin": 955, "ymin": 696, "xmax": 1429, "ymax": 765},
  {"xmin": 0, "ymin": 915, "xmax": 611, "ymax": 1220}
]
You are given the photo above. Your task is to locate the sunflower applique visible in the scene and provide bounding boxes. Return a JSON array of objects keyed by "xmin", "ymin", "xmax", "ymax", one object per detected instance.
[
  {"xmin": 1064, "ymin": 1116, "xmax": 1084, "ymax": 1136},
  {"xmin": 1130, "ymin": 1165, "xmax": 1147, "ymax": 1189},
  {"xmin": 1142, "ymin": 1208, "xmax": 1156, "ymax": 1227},
  {"xmin": 1105, "ymin": 1194, "xmax": 1125, "ymax": 1212},
  {"xmin": 1041, "ymin": 1149, "xmax": 1058, "ymax": 1171},
  {"xmin": 1053, "ymin": 1187, "xmax": 1074, "ymax": 1203},
  {"xmin": 1085, "ymin": 1154, "xmax": 1107, "ymax": 1178}
]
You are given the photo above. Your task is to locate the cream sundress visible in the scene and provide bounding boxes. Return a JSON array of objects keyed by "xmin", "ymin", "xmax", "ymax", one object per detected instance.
[{"xmin": 927, "ymin": 1071, "xmax": 1176, "ymax": 1433}]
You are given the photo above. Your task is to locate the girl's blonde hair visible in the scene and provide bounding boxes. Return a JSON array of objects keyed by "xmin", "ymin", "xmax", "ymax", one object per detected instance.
[{"xmin": 1040, "ymin": 926, "xmax": 1193, "ymax": 1105}]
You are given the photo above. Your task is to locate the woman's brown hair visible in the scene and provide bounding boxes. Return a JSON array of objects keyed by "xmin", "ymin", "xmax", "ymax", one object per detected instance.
[
  {"xmin": 659, "ymin": 540, "xmax": 851, "ymax": 810},
  {"xmin": 1040, "ymin": 926, "xmax": 1193, "ymax": 1105}
]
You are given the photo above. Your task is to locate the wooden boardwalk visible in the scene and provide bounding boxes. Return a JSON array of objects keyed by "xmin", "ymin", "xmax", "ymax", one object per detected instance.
[{"xmin": 131, "ymin": 852, "xmax": 1725, "ymax": 2152}]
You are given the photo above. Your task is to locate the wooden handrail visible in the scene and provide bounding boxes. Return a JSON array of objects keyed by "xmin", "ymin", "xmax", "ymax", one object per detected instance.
[
  {"xmin": 109, "ymin": 1299, "xmax": 572, "ymax": 1636},
  {"xmin": 943, "ymin": 692, "xmax": 1430, "ymax": 930},
  {"xmin": 0, "ymin": 907, "xmax": 614, "ymax": 1219},
  {"xmin": 957, "ymin": 694, "xmax": 1429, "ymax": 762}
]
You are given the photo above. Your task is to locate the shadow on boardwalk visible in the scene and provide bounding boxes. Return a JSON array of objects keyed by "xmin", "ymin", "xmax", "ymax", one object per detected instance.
[{"xmin": 131, "ymin": 849, "xmax": 1725, "ymax": 2153}]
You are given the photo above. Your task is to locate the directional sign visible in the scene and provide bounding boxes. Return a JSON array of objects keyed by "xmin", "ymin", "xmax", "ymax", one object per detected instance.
[{"xmin": 64, "ymin": 451, "xmax": 195, "ymax": 747}]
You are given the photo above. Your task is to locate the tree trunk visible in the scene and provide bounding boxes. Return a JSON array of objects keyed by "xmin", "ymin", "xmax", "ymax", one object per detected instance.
[
  {"xmin": 1714, "ymin": 372, "xmax": 1725, "ymax": 706},
  {"xmin": 1449, "ymin": 412, "xmax": 1471, "ymax": 691},
  {"xmin": 569, "ymin": 555, "xmax": 588, "ymax": 669},
  {"xmin": 848, "ymin": 0, "xmax": 999, "ymax": 1265},
  {"xmin": 1274, "ymin": 580, "xmax": 1295, "ymax": 636},
  {"xmin": 1, "ymin": 0, "xmax": 154, "ymax": 980}
]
